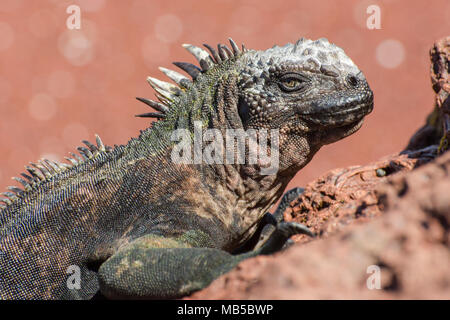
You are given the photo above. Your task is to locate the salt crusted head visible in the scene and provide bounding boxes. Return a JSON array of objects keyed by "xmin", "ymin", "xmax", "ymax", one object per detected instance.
[{"xmin": 236, "ymin": 38, "xmax": 373, "ymax": 139}]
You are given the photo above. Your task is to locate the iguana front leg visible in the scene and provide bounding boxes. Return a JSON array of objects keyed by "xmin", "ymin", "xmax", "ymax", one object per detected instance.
[
  {"xmin": 254, "ymin": 187, "xmax": 311, "ymax": 250},
  {"xmin": 98, "ymin": 220, "xmax": 313, "ymax": 299},
  {"xmin": 232, "ymin": 187, "xmax": 311, "ymax": 254},
  {"xmin": 98, "ymin": 234, "xmax": 236, "ymax": 299}
]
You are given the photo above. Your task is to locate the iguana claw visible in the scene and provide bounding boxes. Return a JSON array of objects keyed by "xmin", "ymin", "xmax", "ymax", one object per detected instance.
[{"xmin": 258, "ymin": 221, "xmax": 315, "ymax": 255}]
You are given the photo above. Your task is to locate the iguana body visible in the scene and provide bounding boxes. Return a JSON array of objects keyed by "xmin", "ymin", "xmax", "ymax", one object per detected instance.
[{"xmin": 0, "ymin": 38, "xmax": 373, "ymax": 299}]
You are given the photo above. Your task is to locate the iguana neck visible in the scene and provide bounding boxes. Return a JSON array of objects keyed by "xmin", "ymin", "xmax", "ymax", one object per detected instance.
[{"xmin": 122, "ymin": 69, "xmax": 292, "ymax": 247}]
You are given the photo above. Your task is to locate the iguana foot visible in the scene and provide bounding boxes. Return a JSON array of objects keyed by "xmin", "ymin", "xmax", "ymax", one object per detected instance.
[
  {"xmin": 254, "ymin": 187, "xmax": 311, "ymax": 249},
  {"xmin": 272, "ymin": 187, "xmax": 305, "ymax": 222},
  {"xmin": 257, "ymin": 221, "xmax": 315, "ymax": 255}
]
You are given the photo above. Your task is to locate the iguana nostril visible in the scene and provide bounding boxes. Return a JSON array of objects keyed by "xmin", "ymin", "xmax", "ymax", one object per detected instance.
[{"xmin": 346, "ymin": 75, "xmax": 359, "ymax": 87}]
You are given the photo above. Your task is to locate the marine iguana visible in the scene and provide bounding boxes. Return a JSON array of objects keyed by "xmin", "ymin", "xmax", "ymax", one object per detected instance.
[{"xmin": 0, "ymin": 37, "xmax": 373, "ymax": 299}]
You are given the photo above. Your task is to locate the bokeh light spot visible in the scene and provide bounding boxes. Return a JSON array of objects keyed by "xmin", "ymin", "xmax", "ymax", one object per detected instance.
[
  {"xmin": 28, "ymin": 93, "xmax": 58, "ymax": 121},
  {"xmin": 154, "ymin": 14, "xmax": 183, "ymax": 43},
  {"xmin": 57, "ymin": 28, "xmax": 95, "ymax": 66},
  {"xmin": 375, "ymin": 39, "xmax": 405, "ymax": 69}
]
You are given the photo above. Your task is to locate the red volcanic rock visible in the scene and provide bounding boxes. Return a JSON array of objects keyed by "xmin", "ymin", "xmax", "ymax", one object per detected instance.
[{"xmin": 407, "ymin": 36, "xmax": 449, "ymax": 153}]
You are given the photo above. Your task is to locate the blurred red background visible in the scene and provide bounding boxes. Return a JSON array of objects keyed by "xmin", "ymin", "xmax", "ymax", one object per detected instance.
[{"xmin": 0, "ymin": 0, "xmax": 449, "ymax": 194}]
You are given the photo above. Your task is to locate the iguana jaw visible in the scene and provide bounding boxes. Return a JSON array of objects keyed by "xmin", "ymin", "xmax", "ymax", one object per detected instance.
[
  {"xmin": 299, "ymin": 96, "xmax": 373, "ymax": 126},
  {"xmin": 319, "ymin": 117, "xmax": 366, "ymax": 145},
  {"xmin": 304, "ymin": 86, "xmax": 374, "ymax": 145},
  {"xmin": 296, "ymin": 79, "xmax": 374, "ymax": 128}
]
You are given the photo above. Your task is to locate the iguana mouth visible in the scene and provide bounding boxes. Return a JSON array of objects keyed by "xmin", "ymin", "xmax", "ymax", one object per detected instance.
[
  {"xmin": 301, "ymin": 94, "xmax": 374, "ymax": 128},
  {"xmin": 317, "ymin": 115, "xmax": 367, "ymax": 145},
  {"xmin": 336, "ymin": 117, "xmax": 365, "ymax": 134}
]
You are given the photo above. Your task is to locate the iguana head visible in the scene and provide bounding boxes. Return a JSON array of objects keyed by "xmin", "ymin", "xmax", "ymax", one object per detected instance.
[
  {"xmin": 234, "ymin": 37, "xmax": 374, "ymax": 175},
  {"xmin": 237, "ymin": 38, "xmax": 373, "ymax": 138},
  {"xmin": 137, "ymin": 38, "xmax": 373, "ymax": 177}
]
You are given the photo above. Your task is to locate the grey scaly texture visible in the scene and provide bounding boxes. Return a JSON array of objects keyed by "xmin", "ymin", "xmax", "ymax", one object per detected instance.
[{"xmin": 0, "ymin": 37, "xmax": 373, "ymax": 299}]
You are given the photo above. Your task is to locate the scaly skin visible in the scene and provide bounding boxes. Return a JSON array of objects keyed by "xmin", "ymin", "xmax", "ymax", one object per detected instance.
[{"xmin": 0, "ymin": 38, "xmax": 373, "ymax": 299}]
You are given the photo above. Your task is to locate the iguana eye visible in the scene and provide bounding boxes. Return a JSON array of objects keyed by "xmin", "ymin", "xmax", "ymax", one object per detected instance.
[
  {"xmin": 284, "ymin": 79, "xmax": 298, "ymax": 88},
  {"xmin": 278, "ymin": 74, "xmax": 307, "ymax": 92}
]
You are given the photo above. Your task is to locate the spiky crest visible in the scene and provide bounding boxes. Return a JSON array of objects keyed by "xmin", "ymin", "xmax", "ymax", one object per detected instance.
[
  {"xmin": 0, "ymin": 38, "xmax": 247, "ymax": 210},
  {"xmin": 0, "ymin": 134, "xmax": 112, "ymax": 209},
  {"xmin": 135, "ymin": 38, "xmax": 246, "ymax": 119}
]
